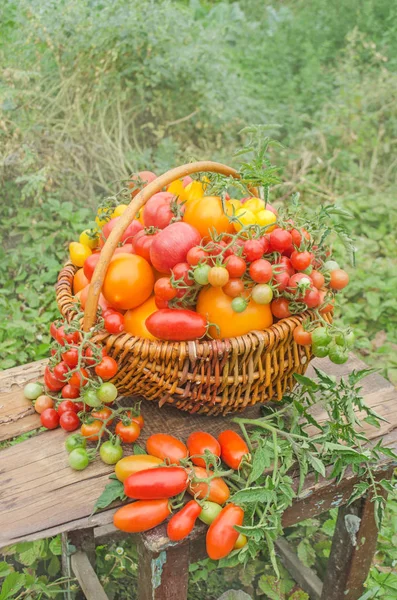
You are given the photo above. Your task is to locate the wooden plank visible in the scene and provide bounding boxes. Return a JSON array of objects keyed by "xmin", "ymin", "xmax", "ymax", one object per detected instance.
[
  {"xmin": 71, "ymin": 551, "xmax": 109, "ymax": 600},
  {"xmin": 275, "ymin": 537, "xmax": 323, "ymax": 600}
]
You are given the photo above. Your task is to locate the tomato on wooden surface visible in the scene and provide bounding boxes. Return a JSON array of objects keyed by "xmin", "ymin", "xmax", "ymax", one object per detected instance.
[
  {"xmin": 124, "ymin": 296, "xmax": 158, "ymax": 340},
  {"xmin": 58, "ymin": 400, "xmax": 79, "ymax": 416},
  {"xmin": 60, "ymin": 411, "xmax": 80, "ymax": 432},
  {"xmin": 34, "ymin": 395, "xmax": 54, "ymax": 414},
  {"xmin": 81, "ymin": 420, "xmax": 104, "ymax": 441},
  {"xmin": 115, "ymin": 455, "xmax": 163, "ymax": 482},
  {"xmin": 146, "ymin": 434, "xmax": 188, "ymax": 464},
  {"xmin": 218, "ymin": 430, "xmax": 249, "ymax": 470},
  {"xmin": 91, "ymin": 407, "xmax": 114, "ymax": 425},
  {"xmin": 100, "ymin": 440, "xmax": 123, "ymax": 465},
  {"xmin": 69, "ymin": 368, "xmax": 89, "ymax": 388},
  {"xmin": 124, "ymin": 466, "xmax": 188, "ymax": 499},
  {"xmin": 188, "ymin": 466, "xmax": 230, "ymax": 504},
  {"xmin": 186, "ymin": 432, "xmax": 221, "ymax": 468},
  {"xmin": 113, "ymin": 499, "xmax": 170, "ymax": 533},
  {"xmin": 115, "ymin": 419, "xmax": 141, "ymax": 443},
  {"xmin": 146, "ymin": 309, "xmax": 207, "ymax": 341},
  {"xmin": 102, "ymin": 254, "xmax": 154, "ymax": 310},
  {"xmin": 44, "ymin": 366, "xmax": 64, "ymax": 392},
  {"xmin": 61, "ymin": 384, "xmax": 80, "ymax": 399},
  {"xmin": 40, "ymin": 408, "xmax": 60, "ymax": 430},
  {"xmin": 183, "ymin": 196, "xmax": 234, "ymax": 238},
  {"xmin": 95, "ymin": 356, "xmax": 118, "ymax": 380},
  {"xmin": 150, "ymin": 222, "xmax": 201, "ymax": 273},
  {"xmin": 206, "ymin": 503, "xmax": 244, "ymax": 560},
  {"xmin": 196, "ymin": 286, "xmax": 272, "ymax": 339},
  {"xmin": 167, "ymin": 500, "xmax": 202, "ymax": 542},
  {"xmin": 198, "ymin": 501, "xmax": 222, "ymax": 525}
]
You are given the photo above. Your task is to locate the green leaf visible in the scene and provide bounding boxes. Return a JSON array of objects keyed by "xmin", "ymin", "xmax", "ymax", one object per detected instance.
[
  {"xmin": 133, "ymin": 444, "xmax": 147, "ymax": 455},
  {"xmin": 293, "ymin": 373, "xmax": 319, "ymax": 390},
  {"xmin": 0, "ymin": 572, "xmax": 25, "ymax": 600},
  {"xmin": 297, "ymin": 539, "xmax": 317, "ymax": 567},
  {"xmin": 49, "ymin": 536, "xmax": 62, "ymax": 556},
  {"xmin": 93, "ymin": 480, "xmax": 126, "ymax": 513},
  {"xmin": 0, "ymin": 563, "xmax": 12, "ymax": 578},
  {"xmin": 306, "ymin": 453, "xmax": 326, "ymax": 477},
  {"xmin": 232, "ymin": 486, "xmax": 274, "ymax": 505},
  {"xmin": 247, "ymin": 443, "xmax": 267, "ymax": 485},
  {"xmin": 47, "ymin": 556, "xmax": 60, "ymax": 577}
]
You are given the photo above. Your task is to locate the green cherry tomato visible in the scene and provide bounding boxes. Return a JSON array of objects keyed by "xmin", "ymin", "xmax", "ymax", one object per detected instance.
[
  {"xmin": 193, "ymin": 264, "xmax": 211, "ymax": 285},
  {"xmin": 97, "ymin": 382, "xmax": 118, "ymax": 404},
  {"xmin": 231, "ymin": 297, "xmax": 248, "ymax": 313},
  {"xmin": 335, "ymin": 331, "xmax": 355, "ymax": 348},
  {"xmin": 100, "ymin": 441, "xmax": 124, "ymax": 465},
  {"xmin": 65, "ymin": 434, "xmax": 87, "ymax": 454},
  {"xmin": 311, "ymin": 327, "xmax": 332, "ymax": 347},
  {"xmin": 198, "ymin": 501, "xmax": 222, "ymax": 525},
  {"xmin": 24, "ymin": 382, "xmax": 43, "ymax": 400},
  {"xmin": 328, "ymin": 344, "xmax": 349, "ymax": 365},
  {"xmin": 324, "ymin": 260, "xmax": 340, "ymax": 272},
  {"xmin": 251, "ymin": 284, "xmax": 273, "ymax": 305},
  {"xmin": 312, "ymin": 345, "xmax": 330, "ymax": 358},
  {"xmin": 69, "ymin": 448, "xmax": 89, "ymax": 471},
  {"xmin": 82, "ymin": 389, "xmax": 102, "ymax": 408}
]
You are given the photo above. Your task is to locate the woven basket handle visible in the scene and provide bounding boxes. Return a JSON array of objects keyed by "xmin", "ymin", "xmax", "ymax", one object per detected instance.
[{"xmin": 83, "ymin": 160, "xmax": 250, "ymax": 331}]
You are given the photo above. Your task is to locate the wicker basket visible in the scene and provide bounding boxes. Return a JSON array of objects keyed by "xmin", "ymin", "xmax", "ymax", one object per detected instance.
[{"xmin": 56, "ymin": 161, "xmax": 331, "ymax": 416}]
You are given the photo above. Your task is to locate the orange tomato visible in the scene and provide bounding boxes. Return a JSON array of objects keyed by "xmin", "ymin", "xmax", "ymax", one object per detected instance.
[
  {"xmin": 124, "ymin": 296, "xmax": 158, "ymax": 340},
  {"xmin": 73, "ymin": 268, "xmax": 89, "ymax": 294},
  {"xmin": 183, "ymin": 196, "xmax": 234, "ymax": 238},
  {"xmin": 196, "ymin": 286, "xmax": 273, "ymax": 339},
  {"xmin": 81, "ymin": 420, "xmax": 104, "ymax": 441},
  {"xmin": 102, "ymin": 254, "xmax": 154, "ymax": 310},
  {"xmin": 115, "ymin": 455, "xmax": 163, "ymax": 482}
]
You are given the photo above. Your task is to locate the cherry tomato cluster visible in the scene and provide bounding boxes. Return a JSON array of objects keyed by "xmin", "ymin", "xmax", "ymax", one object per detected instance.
[
  {"xmin": 294, "ymin": 325, "xmax": 354, "ymax": 364},
  {"xmin": 112, "ymin": 428, "xmax": 249, "ymax": 559}
]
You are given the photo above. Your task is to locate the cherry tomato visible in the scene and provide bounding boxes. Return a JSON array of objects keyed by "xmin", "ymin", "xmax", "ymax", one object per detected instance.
[
  {"xmin": 95, "ymin": 356, "xmax": 118, "ymax": 380},
  {"xmin": 269, "ymin": 229, "xmax": 293, "ymax": 253},
  {"xmin": 154, "ymin": 278, "xmax": 177, "ymax": 301},
  {"xmin": 91, "ymin": 407, "xmax": 114, "ymax": 425},
  {"xmin": 310, "ymin": 270, "xmax": 325, "ymax": 290},
  {"xmin": 81, "ymin": 420, "xmax": 104, "ymax": 441},
  {"xmin": 187, "ymin": 246, "xmax": 208, "ymax": 266},
  {"xmin": 41, "ymin": 408, "xmax": 60, "ymax": 430},
  {"xmin": 104, "ymin": 311, "xmax": 125, "ymax": 334},
  {"xmin": 115, "ymin": 420, "xmax": 141, "ymax": 443},
  {"xmin": 113, "ymin": 499, "xmax": 170, "ymax": 533},
  {"xmin": 115, "ymin": 455, "xmax": 163, "ymax": 482},
  {"xmin": 290, "ymin": 228, "xmax": 310, "ymax": 248},
  {"xmin": 206, "ymin": 504, "xmax": 244, "ymax": 560},
  {"xmin": 270, "ymin": 298, "xmax": 291, "ymax": 319},
  {"xmin": 146, "ymin": 434, "xmax": 188, "ymax": 464},
  {"xmin": 97, "ymin": 382, "xmax": 118, "ymax": 404},
  {"xmin": 146, "ymin": 309, "xmax": 207, "ymax": 342},
  {"xmin": 61, "ymin": 384, "xmax": 80, "ymax": 399},
  {"xmin": 83, "ymin": 253, "xmax": 101, "ymax": 281},
  {"xmin": 293, "ymin": 325, "xmax": 312, "ymax": 346},
  {"xmin": 319, "ymin": 291, "xmax": 334, "ymax": 314},
  {"xmin": 235, "ymin": 534, "xmax": 248, "ymax": 549},
  {"xmin": 60, "ymin": 411, "xmax": 80, "ymax": 432},
  {"xmin": 222, "ymin": 278, "xmax": 245, "ymax": 298},
  {"xmin": 249, "ymin": 259, "xmax": 273, "ymax": 283},
  {"xmin": 167, "ymin": 500, "xmax": 202, "ymax": 542},
  {"xmin": 288, "ymin": 273, "xmax": 312, "ymax": 293},
  {"xmin": 208, "ymin": 266, "xmax": 229, "ymax": 287},
  {"xmin": 187, "ymin": 432, "xmax": 221, "ymax": 468},
  {"xmin": 61, "ymin": 347, "xmax": 79, "ymax": 368},
  {"xmin": 218, "ymin": 430, "xmax": 249, "ymax": 470},
  {"xmin": 100, "ymin": 440, "xmax": 123, "ymax": 465},
  {"xmin": 273, "ymin": 271, "xmax": 290, "ymax": 292},
  {"xmin": 303, "ymin": 287, "xmax": 321, "ymax": 308},
  {"xmin": 330, "ymin": 269, "xmax": 349, "ymax": 290},
  {"xmin": 172, "ymin": 262, "xmax": 194, "ymax": 285},
  {"xmin": 24, "ymin": 382, "xmax": 43, "ymax": 400},
  {"xmin": 328, "ymin": 344, "xmax": 349, "ymax": 364},
  {"xmin": 290, "ymin": 250, "xmax": 312, "ymax": 271},
  {"xmin": 34, "ymin": 395, "xmax": 54, "ymax": 414},
  {"xmin": 199, "ymin": 501, "xmax": 222, "ymax": 525},
  {"xmin": 55, "ymin": 325, "xmax": 80, "ymax": 347},
  {"xmin": 225, "ymin": 255, "xmax": 246, "ymax": 278},
  {"xmin": 131, "ymin": 414, "xmax": 144, "ymax": 429},
  {"xmin": 58, "ymin": 400, "xmax": 79, "ymax": 416},
  {"xmin": 50, "ymin": 321, "xmax": 59, "ymax": 340},
  {"xmin": 53, "ymin": 361, "xmax": 69, "ymax": 383},
  {"xmin": 276, "ymin": 256, "xmax": 295, "ymax": 277},
  {"xmin": 84, "ymin": 345, "xmax": 107, "ymax": 366},
  {"xmin": 251, "ymin": 284, "xmax": 273, "ymax": 305},
  {"xmin": 69, "ymin": 368, "xmax": 89, "ymax": 388},
  {"xmin": 231, "ymin": 297, "xmax": 248, "ymax": 313},
  {"xmin": 44, "ymin": 366, "xmax": 64, "ymax": 392},
  {"xmin": 188, "ymin": 466, "xmax": 230, "ymax": 504},
  {"xmin": 69, "ymin": 448, "xmax": 90, "ymax": 470},
  {"xmin": 243, "ymin": 239, "xmax": 263, "ymax": 262},
  {"xmin": 124, "ymin": 466, "xmax": 188, "ymax": 499},
  {"xmin": 69, "ymin": 242, "xmax": 92, "ymax": 268},
  {"xmin": 82, "ymin": 389, "xmax": 102, "ymax": 408},
  {"xmin": 65, "ymin": 434, "xmax": 86, "ymax": 453},
  {"xmin": 193, "ymin": 264, "xmax": 211, "ymax": 285}
]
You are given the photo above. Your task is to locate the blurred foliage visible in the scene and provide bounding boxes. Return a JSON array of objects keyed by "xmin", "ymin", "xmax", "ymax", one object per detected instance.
[{"xmin": 0, "ymin": 0, "xmax": 396, "ymax": 598}]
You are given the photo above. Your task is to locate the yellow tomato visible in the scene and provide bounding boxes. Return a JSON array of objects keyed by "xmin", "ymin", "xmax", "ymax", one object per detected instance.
[
  {"xmin": 95, "ymin": 207, "xmax": 112, "ymax": 228},
  {"xmin": 167, "ymin": 179, "xmax": 188, "ymax": 201},
  {"xmin": 233, "ymin": 208, "xmax": 257, "ymax": 231},
  {"xmin": 103, "ymin": 254, "xmax": 154, "ymax": 311},
  {"xmin": 196, "ymin": 286, "xmax": 273, "ymax": 339},
  {"xmin": 256, "ymin": 209, "xmax": 277, "ymax": 231},
  {"xmin": 69, "ymin": 242, "xmax": 92, "ymax": 267},
  {"xmin": 243, "ymin": 197, "xmax": 264, "ymax": 213},
  {"xmin": 183, "ymin": 195, "xmax": 234, "ymax": 238},
  {"xmin": 79, "ymin": 229, "xmax": 98, "ymax": 250},
  {"xmin": 184, "ymin": 180, "xmax": 205, "ymax": 205},
  {"xmin": 112, "ymin": 204, "xmax": 128, "ymax": 218},
  {"xmin": 227, "ymin": 198, "xmax": 242, "ymax": 213},
  {"xmin": 124, "ymin": 296, "xmax": 158, "ymax": 340},
  {"xmin": 115, "ymin": 454, "xmax": 163, "ymax": 482},
  {"xmin": 234, "ymin": 534, "xmax": 247, "ymax": 549}
]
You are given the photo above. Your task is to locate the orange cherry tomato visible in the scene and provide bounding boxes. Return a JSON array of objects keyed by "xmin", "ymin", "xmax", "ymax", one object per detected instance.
[
  {"xmin": 183, "ymin": 196, "xmax": 234, "ymax": 238},
  {"xmin": 206, "ymin": 503, "xmax": 244, "ymax": 560},
  {"xmin": 73, "ymin": 268, "xmax": 89, "ymax": 294},
  {"xmin": 124, "ymin": 296, "xmax": 158, "ymax": 340},
  {"xmin": 187, "ymin": 432, "xmax": 221, "ymax": 468},
  {"xmin": 113, "ymin": 499, "xmax": 170, "ymax": 533},
  {"xmin": 329, "ymin": 269, "xmax": 349, "ymax": 290},
  {"xmin": 115, "ymin": 455, "xmax": 163, "ymax": 482},
  {"xmin": 218, "ymin": 430, "xmax": 249, "ymax": 470},
  {"xmin": 131, "ymin": 414, "xmax": 144, "ymax": 429},
  {"xmin": 115, "ymin": 420, "xmax": 140, "ymax": 444},
  {"xmin": 293, "ymin": 325, "xmax": 312, "ymax": 346},
  {"xmin": 91, "ymin": 407, "xmax": 114, "ymax": 425},
  {"xmin": 69, "ymin": 368, "xmax": 89, "ymax": 388},
  {"xmin": 146, "ymin": 434, "xmax": 188, "ymax": 465},
  {"xmin": 310, "ymin": 270, "xmax": 325, "ymax": 290},
  {"xmin": 81, "ymin": 420, "xmax": 104, "ymax": 441},
  {"xmin": 196, "ymin": 286, "xmax": 273, "ymax": 339},
  {"xmin": 319, "ymin": 290, "xmax": 334, "ymax": 314},
  {"xmin": 167, "ymin": 500, "xmax": 202, "ymax": 542},
  {"xmin": 34, "ymin": 395, "xmax": 54, "ymax": 414},
  {"xmin": 188, "ymin": 466, "xmax": 230, "ymax": 505},
  {"xmin": 102, "ymin": 254, "xmax": 154, "ymax": 310}
]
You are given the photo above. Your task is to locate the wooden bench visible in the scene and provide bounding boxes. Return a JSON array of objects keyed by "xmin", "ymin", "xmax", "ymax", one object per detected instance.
[{"xmin": 1, "ymin": 356, "xmax": 396, "ymax": 600}]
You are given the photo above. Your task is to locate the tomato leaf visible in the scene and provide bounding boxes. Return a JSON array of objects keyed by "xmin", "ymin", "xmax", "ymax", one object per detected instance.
[
  {"xmin": 247, "ymin": 443, "xmax": 268, "ymax": 485},
  {"xmin": 232, "ymin": 486, "xmax": 275, "ymax": 505},
  {"xmin": 93, "ymin": 479, "xmax": 126, "ymax": 513},
  {"xmin": 133, "ymin": 444, "xmax": 147, "ymax": 455}
]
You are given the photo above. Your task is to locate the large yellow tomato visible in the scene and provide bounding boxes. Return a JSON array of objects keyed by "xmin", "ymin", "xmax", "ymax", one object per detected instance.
[
  {"xmin": 124, "ymin": 296, "xmax": 158, "ymax": 340},
  {"xmin": 183, "ymin": 196, "xmax": 234, "ymax": 239},
  {"xmin": 102, "ymin": 254, "xmax": 154, "ymax": 310},
  {"xmin": 196, "ymin": 286, "xmax": 273, "ymax": 339},
  {"xmin": 184, "ymin": 181, "xmax": 205, "ymax": 205}
]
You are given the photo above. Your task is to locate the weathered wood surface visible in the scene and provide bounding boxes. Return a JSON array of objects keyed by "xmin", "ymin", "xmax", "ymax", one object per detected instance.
[
  {"xmin": 0, "ymin": 355, "xmax": 396, "ymax": 549},
  {"xmin": 70, "ymin": 551, "xmax": 109, "ymax": 600},
  {"xmin": 275, "ymin": 537, "xmax": 323, "ymax": 600}
]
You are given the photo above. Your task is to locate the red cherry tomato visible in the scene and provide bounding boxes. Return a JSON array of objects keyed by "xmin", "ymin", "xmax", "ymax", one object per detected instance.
[
  {"xmin": 172, "ymin": 262, "xmax": 194, "ymax": 285},
  {"xmin": 187, "ymin": 246, "xmax": 208, "ymax": 266},
  {"xmin": 218, "ymin": 430, "xmax": 249, "ymax": 470},
  {"xmin": 276, "ymin": 256, "xmax": 295, "ymax": 277},
  {"xmin": 91, "ymin": 407, "xmax": 114, "ymax": 425},
  {"xmin": 271, "ymin": 298, "xmax": 291, "ymax": 319},
  {"xmin": 225, "ymin": 255, "xmax": 247, "ymax": 278},
  {"xmin": 249, "ymin": 259, "xmax": 273, "ymax": 283},
  {"xmin": 58, "ymin": 400, "xmax": 79, "ymax": 416},
  {"xmin": 186, "ymin": 432, "xmax": 221, "ymax": 468},
  {"xmin": 154, "ymin": 278, "xmax": 177, "ymax": 301},
  {"xmin": 44, "ymin": 366, "xmax": 64, "ymax": 392},
  {"xmin": 60, "ymin": 411, "xmax": 80, "ymax": 432},
  {"xmin": 69, "ymin": 368, "xmax": 90, "ymax": 388},
  {"xmin": 303, "ymin": 287, "xmax": 321, "ymax": 308},
  {"xmin": 273, "ymin": 271, "xmax": 289, "ymax": 291},
  {"xmin": 310, "ymin": 270, "xmax": 325, "ymax": 290},
  {"xmin": 290, "ymin": 251, "xmax": 313, "ymax": 271},
  {"xmin": 243, "ymin": 239, "xmax": 263, "ymax": 262},
  {"xmin": 84, "ymin": 346, "xmax": 107, "ymax": 366},
  {"xmin": 288, "ymin": 273, "xmax": 312, "ymax": 293},
  {"xmin": 40, "ymin": 408, "xmax": 60, "ymax": 430},
  {"xmin": 55, "ymin": 326, "xmax": 80, "ymax": 347},
  {"xmin": 290, "ymin": 228, "xmax": 310, "ymax": 248},
  {"xmin": 269, "ymin": 229, "xmax": 293, "ymax": 252},
  {"xmin": 222, "ymin": 278, "xmax": 245, "ymax": 298},
  {"xmin": 95, "ymin": 356, "xmax": 118, "ymax": 380},
  {"xmin": 329, "ymin": 269, "xmax": 349, "ymax": 290},
  {"xmin": 124, "ymin": 466, "xmax": 188, "ymax": 500},
  {"xmin": 293, "ymin": 325, "xmax": 312, "ymax": 346},
  {"xmin": 83, "ymin": 253, "xmax": 101, "ymax": 281},
  {"xmin": 104, "ymin": 311, "xmax": 125, "ymax": 334},
  {"xmin": 53, "ymin": 361, "xmax": 70, "ymax": 383},
  {"xmin": 206, "ymin": 504, "xmax": 244, "ymax": 560},
  {"xmin": 146, "ymin": 434, "xmax": 188, "ymax": 464},
  {"xmin": 167, "ymin": 500, "xmax": 202, "ymax": 542},
  {"xmin": 115, "ymin": 420, "xmax": 141, "ymax": 443},
  {"xmin": 61, "ymin": 347, "xmax": 79, "ymax": 368}
]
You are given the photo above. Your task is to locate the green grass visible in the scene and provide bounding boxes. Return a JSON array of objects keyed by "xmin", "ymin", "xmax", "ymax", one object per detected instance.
[{"xmin": 0, "ymin": 0, "xmax": 396, "ymax": 598}]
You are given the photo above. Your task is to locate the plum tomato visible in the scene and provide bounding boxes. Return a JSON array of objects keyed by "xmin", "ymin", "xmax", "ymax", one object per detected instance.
[{"xmin": 187, "ymin": 432, "xmax": 221, "ymax": 468}]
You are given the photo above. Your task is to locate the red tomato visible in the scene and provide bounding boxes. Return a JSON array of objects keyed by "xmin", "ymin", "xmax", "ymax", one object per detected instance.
[
  {"xmin": 83, "ymin": 253, "xmax": 101, "ymax": 281},
  {"xmin": 104, "ymin": 311, "xmax": 125, "ymax": 334},
  {"xmin": 84, "ymin": 345, "xmax": 107, "ymax": 366},
  {"xmin": 40, "ymin": 408, "xmax": 60, "ymax": 430},
  {"xmin": 150, "ymin": 222, "xmax": 201, "ymax": 273},
  {"xmin": 269, "ymin": 229, "xmax": 293, "ymax": 252},
  {"xmin": 79, "ymin": 286, "xmax": 111, "ymax": 313},
  {"xmin": 225, "ymin": 255, "xmax": 246, "ymax": 278},
  {"xmin": 290, "ymin": 228, "xmax": 310, "ymax": 248},
  {"xmin": 50, "ymin": 321, "xmax": 58, "ymax": 340},
  {"xmin": 303, "ymin": 287, "xmax": 321, "ymax": 308},
  {"xmin": 133, "ymin": 229, "xmax": 159, "ymax": 262},
  {"xmin": 53, "ymin": 361, "xmax": 70, "ymax": 383},
  {"xmin": 172, "ymin": 262, "xmax": 194, "ymax": 285},
  {"xmin": 260, "ymin": 235, "xmax": 270, "ymax": 254},
  {"xmin": 330, "ymin": 269, "xmax": 349, "ymax": 290},
  {"xmin": 155, "ymin": 296, "xmax": 169, "ymax": 309},
  {"xmin": 167, "ymin": 500, "xmax": 202, "ymax": 542},
  {"xmin": 124, "ymin": 466, "xmax": 188, "ymax": 500},
  {"xmin": 115, "ymin": 420, "xmax": 140, "ymax": 443},
  {"xmin": 293, "ymin": 325, "xmax": 312, "ymax": 346},
  {"xmin": 154, "ymin": 278, "xmax": 177, "ymax": 301},
  {"xmin": 102, "ymin": 254, "xmax": 154, "ymax": 310},
  {"xmin": 129, "ymin": 170, "xmax": 157, "ymax": 197},
  {"xmin": 319, "ymin": 291, "xmax": 334, "ymax": 314},
  {"xmin": 310, "ymin": 270, "xmax": 325, "ymax": 290},
  {"xmin": 249, "ymin": 259, "xmax": 273, "ymax": 283},
  {"xmin": 131, "ymin": 414, "xmax": 144, "ymax": 429},
  {"xmin": 58, "ymin": 400, "xmax": 79, "ymax": 416},
  {"xmin": 290, "ymin": 251, "xmax": 312, "ymax": 271},
  {"xmin": 206, "ymin": 504, "xmax": 244, "ymax": 560},
  {"xmin": 188, "ymin": 466, "xmax": 230, "ymax": 504},
  {"xmin": 95, "ymin": 356, "xmax": 118, "ymax": 380},
  {"xmin": 44, "ymin": 366, "xmax": 64, "ymax": 392},
  {"xmin": 69, "ymin": 368, "xmax": 89, "ymax": 388},
  {"xmin": 91, "ymin": 407, "xmax": 114, "ymax": 425},
  {"xmin": 273, "ymin": 271, "xmax": 289, "ymax": 292},
  {"xmin": 187, "ymin": 246, "xmax": 208, "ymax": 266},
  {"xmin": 114, "ymin": 244, "xmax": 134, "ymax": 255},
  {"xmin": 218, "ymin": 430, "xmax": 249, "ymax": 470},
  {"xmin": 55, "ymin": 326, "xmax": 80, "ymax": 347},
  {"xmin": 146, "ymin": 434, "xmax": 188, "ymax": 464},
  {"xmin": 102, "ymin": 217, "xmax": 143, "ymax": 244},
  {"xmin": 222, "ymin": 278, "xmax": 245, "ymax": 298},
  {"xmin": 187, "ymin": 432, "xmax": 221, "ymax": 468},
  {"xmin": 113, "ymin": 499, "xmax": 170, "ymax": 533},
  {"xmin": 271, "ymin": 298, "xmax": 291, "ymax": 319},
  {"xmin": 61, "ymin": 384, "xmax": 80, "ymax": 399},
  {"xmin": 60, "ymin": 411, "xmax": 80, "ymax": 432},
  {"xmin": 276, "ymin": 256, "xmax": 295, "ymax": 277},
  {"xmin": 243, "ymin": 239, "xmax": 263, "ymax": 262},
  {"xmin": 61, "ymin": 347, "xmax": 79, "ymax": 368},
  {"xmin": 288, "ymin": 273, "xmax": 312, "ymax": 293},
  {"xmin": 143, "ymin": 192, "xmax": 185, "ymax": 229},
  {"xmin": 146, "ymin": 309, "xmax": 207, "ymax": 341}
]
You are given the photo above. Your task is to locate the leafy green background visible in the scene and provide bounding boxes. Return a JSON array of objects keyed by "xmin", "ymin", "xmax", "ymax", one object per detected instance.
[{"xmin": 1, "ymin": 0, "xmax": 396, "ymax": 598}]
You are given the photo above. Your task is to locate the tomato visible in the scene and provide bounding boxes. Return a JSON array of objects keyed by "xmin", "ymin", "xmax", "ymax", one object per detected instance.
[
  {"xmin": 61, "ymin": 347, "xmax": 79, "ymax": 368},
  {"xmin": 124, "ymin": 466, "xmax": 188, "ymax": 499},
  {"xmin": 249, "ymin": 259, "xmax": 273, "ymax": 283},
  {"xmin": 103, "ymin": 254, "xmax": 154, "ymax": 310},
  {"xmin": 124, "ymin": 296, "xmax": 158, "ymax": 341},
  {"xmin": 79, "ymin": 229, "xmax": 99, "ymax": 250},
  {"xmin": 146, "ymin": 434, "xmax": 188, "ymax": 464},
  {"xmin": 114, "ymin": 499, "xmax": 170, "ymax": 533},
  {"xmin": 187, "ymin": 246, "xmax": 208, "ymax": 266},
  {"xmin": 69, "ymin": 448, "xmax": 90, "ymax": 470},
  {"xmin": 167, "ymin": 500, "xmax": 202, "ymax": 542},
  {"xmin": 53, "ymin": 361, "xmax": 69, "ymax": 383},
  {"xmin": 65, "ymin": 434, "xmax": 86, "ymax": 453},
  {"xmin": 91, "ymin": 407, "xmax": 114, "ymax": 424},
  {"xmin": 243, "ymin": 239, "xmax": 263, "ymax": 262},
  {"xmin": 150, "ymin": 222, "xmax": 201, "ymax": 273},
  {"xmin": 188, "ymin": 466, "xmax": 230, "ymax": 504},
  {"xmin": 131, "ymin": 414, "xmax": 144, "ymax": 429},
  {"xmin": 81, "ymin": 420, "xmax": 104, "ymax": 441},
  {"xmin": 235, "ymin": 534, "xmax": 248, "ymax": 549},
  {"xmin": 112, "ymin": 204, "xmax": 128, "ymax": 218},
  {"xmin": 104, "ymin": 311, "xmax": 125, "ymax": 334},
  {"xmin": 129, "ymin": 170, "xmax": 157, "ymax": 197},
  {"xmin": 330, "ymin": 269, "xmax": 349, "ymax": 290},
  {"xmin": 336, "ymin": 331, "xmax": 355, "ymax": 348},
  {"xmin": 58, "ymin": 400, "xmax": 79, "ymax": 416},
  {"xmin": 222, "ymin": 278, "xmax": 245, "ymax": 298},
  {"xmin": 84, "ymin": 345, "xmax": 107, "ymax": 366},
  {"xmin": 73, "ymin": 268, "xmax": 89, "ymax": 294},
  {"xmin": 231, "ymin": 297, "xmax": 248, "ymax": 313},
  {"xmin": 324, "ymin": 260, "xmax": 340, "ymax": 272},
  {"xmin": 256, "ymin": 209, "xmax": 277, "ymax": 230},
  {"xmin": 251, "ymin": 284, "xmax": 273, "ymax": 305},
  {"xmin": 196, "ymin": 286, "xmax": 273, "ymax": 339},
  {"xmin": 273, "ymin": 271, "xmax": 289, "ymax": 292},
  {"xmin": 187, "ymin": 432, "xmax": 221, "ymax": 468},
  {"xmin": 146, "ymin": 309, "xmax": 207, "ymax": 341},
  {"xmin": 102, "ymin": 217, "xmax": 143, "ymax": 244},
  {"xmin": 60, "ymin": 411, "xmax": 80, "ymax": 432},
  {"xmin": 276, "ymin": 256, "xmax": 295, "ymax": 277},
  {"xmin": 34, "ymin": 395, "xmax": 54, "ymax": 414},
  {"xmin": 183, "ymin": 196, "xmax": 234, "ymax": 238},
  {"xmin": 311, "ymin": 327, "xmax": 331, "ymax": 346},
  {"xmin": 288, "ymin": 273, "xmax": 312, "ymax": 293},
  {"xmin": 69, "ymin": 242, "xmax": 92, "ymax": 268},
  {"xmin": 24, "ymin": 382, "xmax": 43, "ymax": 400},
  {"xmin": 225, "ymin": 255, "xmax": 246, "ymax": 278},
  {"xmin": 310, "ymin": 270, "xmax": 325, "ymax": 289},
  {"xmin": 293, "ymin": 325, "xmax": 312, "ymax": 346},
  {"xmin": 115, "ymin": 455, "xmax": 163, "ymax": 482},
  {"xmin": 61, "ymin": 384, "xmax": 80, "ymax": 399},
  {"xmin": 269, "ymin": 229, "xmax": 293, "ymax": 253},
  {"xmin": 172, "ymin": 262, "xmax": 194, "ymax": 286},
  {"xmin": 312, "ymin": 345, "xmax": 329, "ymax": 358},
  {"xmin": 193, "ymin": 264, "xmax": 211, "ymax": 285},
  {"xmin": 100, "ymin": 440, "xmax": 123, "ymax": 465},
  {"xmin": 115, "ymin": 420, "xmax": 141, "ymax": 443},
  {"xmin": 290, "ymin": 228, "xmax": 310, "ymax": 248},
  {"xmin": 143, "ymin": 192, "xmax": 185, "ymax": 229},
  {"xmin": 154, "ymin": 278, "xmax": 177, "ymax": 301},
  {"xmin": 303, "ymin": 287, "xmax": 321, "ymax": 308},
  {"xmin": 270, "ymin": 298, "xmax": 291, "ymax": 319},
  {"xmin": 133, "ymin": 229, "xmax": 159, "ymax": 262},
  {"xmin": 69, "ymin": 368, "xmax": 89, "ymax": 388},
  {"xmin": 44, "ymin": 367, "xmax": 64, "ymax": 392},
  {"xmin": 83, "ymin": 253, "xmax": 101, "ymax": 281},
  {"xmin": 41, "ymin": 408, "xmax": 60, "ymax": 430},
  {"xmin": 79, "ymin": 287, "xmax": 111, "ymax": 314},
  {"xmin": 55, "ymin": 326, "xmax": 80, "ymax": 347},
  {"xmin": 328, "ymin": 344, "xmax": 349, "ymax": 364},
  {"xmin": 218, "ymin": 430, "xmax": 249, "ymax": 469},
  {"xmin": 206, "ymin": 503, "xmax": 244, "ymax": 560},
  {"xmin": 291, "ymin": 251, "xmax": 312, "ymax": 271},
  {"xmin": 94, "ymin": 356, "xmax": 118, "ymax": 380},
  {"xmin": 97, "ymin": 382, "xmax": 118, "ymax": 404},
  {"xmin": 199, "ymin": 501, "xmax": 222, "ymax": 525},
  {"xmin": 319, "ymin": 291, "xmax": 334, "ymax": 314},
  {"xmin": 208, "ymin": 266, "xmax": 229, "ymax": 287}
]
